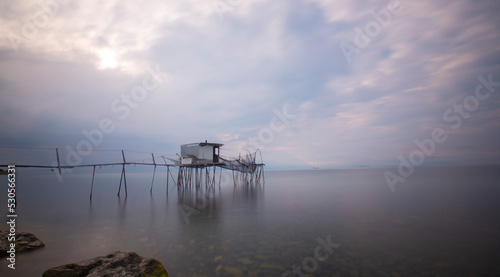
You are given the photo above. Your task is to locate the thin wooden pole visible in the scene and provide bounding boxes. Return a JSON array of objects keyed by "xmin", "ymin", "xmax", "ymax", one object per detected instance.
[
  {"xmin": 90, "ymin": 165, "xmax": 96, "ymax": 200},
  {"xmin": 166, "ymin": 166, "xmax": 170, "ymax": 196},
  {"xmin": 150, "ymin": 153, "xmax": 156, "ymax": 195},
  {"xmin": 121, "ymin": 150, "xmax": 127, "ymax": 163},
  {"xmin": 206, "ymin": 168, "xmax": 209, "ymax": 187},
  {"xmin": 218, "ymin": 167, "xmax": 222, "ymax": 187},
  {"xmin": 195, "ymin": 168, "xmax": 198, "ymax": 188},
  {"xmin": 262, "ymin": 165, "xmax": 265, "ymax": 186},
  {"xmin": 184, "ymin": 168, "xmax": 188, "ymax": 187},
  {"xmin": 123, "ymin": 167, "xmax": 128, "ymax": 197},
  {"xmin": 118, "ymin": 166, "xmax": 124, "ymax": 196},
  {"xmin": 190, "ymin": 168, "xmax": 193, "ymax": 187},
  {"xmin": 150, "ymin": 165, "xmax": 156, "ymax": 195},
  {"xmin": 122, "ymin": 150, "xmax": 127, "ymax": 197},
  {"xmin": 170, "ymin": 168, "xmax": 176, "ymax": 183},
  {"xmin": 177, "ymin": 167, "xmax": 182, "ymax": 187},
  {"xmin": 56, "ymin": 148, "xmax": 62, "ymax": 175},
  {"xmin": 197, "ymin": 168, "xmax": 200, "ymax": 187},
  {"xmin": 212, "ymin": 166, "xmax": 216, "ymax": 187}
]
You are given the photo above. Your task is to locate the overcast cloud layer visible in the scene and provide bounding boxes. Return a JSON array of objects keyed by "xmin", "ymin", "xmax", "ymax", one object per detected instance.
[{"xmin": 1, "ymin": 0, "xmax": 499, "ymax": 169}]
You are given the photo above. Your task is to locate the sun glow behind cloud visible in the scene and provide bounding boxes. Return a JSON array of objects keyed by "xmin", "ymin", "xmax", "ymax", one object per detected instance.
[{"xmin": 97, "ymin": 49, "xmax": 118, "ymax": 71}]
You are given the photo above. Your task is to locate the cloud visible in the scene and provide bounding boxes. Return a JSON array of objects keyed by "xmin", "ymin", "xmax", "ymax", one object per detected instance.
[{"xmin": 1, "ymin": 0, "xmax": 499, "ymax": 168}]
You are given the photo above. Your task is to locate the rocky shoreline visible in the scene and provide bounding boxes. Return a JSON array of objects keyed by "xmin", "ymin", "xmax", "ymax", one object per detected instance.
[
  {"xmin": 0, "ymin": 230, "xmax": 45, "ymax": 256},
  {"xmin": 1, "ymin": 231, "xmax": 168, "ymax": 276},
  {"xmin": 43, "ymin": 251, "xmax": 169, "ymax": 277}
]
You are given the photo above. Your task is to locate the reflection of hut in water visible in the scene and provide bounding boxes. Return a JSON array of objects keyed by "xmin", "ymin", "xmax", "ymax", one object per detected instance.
[{"xmin": 175, "ymin": 141, "xmax": 264, "ymax": 225}]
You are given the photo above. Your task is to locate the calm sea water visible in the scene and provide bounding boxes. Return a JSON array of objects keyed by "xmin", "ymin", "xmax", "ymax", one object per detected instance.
[{"xmin": 1, "ymin": 166, "xmax": 500, "ymax": 276}]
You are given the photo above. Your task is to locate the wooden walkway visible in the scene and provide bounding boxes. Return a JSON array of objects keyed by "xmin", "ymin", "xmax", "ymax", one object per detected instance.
[{"xmin": 0, "ymin": 148, "xmax": 264, "ymax": 200}]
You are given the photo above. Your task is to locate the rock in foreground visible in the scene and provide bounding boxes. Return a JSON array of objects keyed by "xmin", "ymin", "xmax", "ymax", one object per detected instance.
[
  {"xmin": 0, "ymin": 230, "xmax": 45, "ymax": 256},
  {"xmin": 43, "ymin": 251, "xmax": 169, "ymax": 277}
]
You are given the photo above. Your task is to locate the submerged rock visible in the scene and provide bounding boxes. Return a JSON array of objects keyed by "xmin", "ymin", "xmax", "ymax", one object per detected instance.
[
  {"xmin": 43, "ymin": 251, "xmax": 169, "ymax": 277},
  {"xmin": 237, "ymin": 257, "xmax": 253, "ymax": 265},
  {"xmin": 224, "ymin": 266, "xmax": 243, "ymax": 275},
  {"xmin": 0, "ymin": 230, "xmax": 45, "ymax": 256},
  {"xmin": 259, "ymin": 263, "xmax": 285, "ymax": 271}
]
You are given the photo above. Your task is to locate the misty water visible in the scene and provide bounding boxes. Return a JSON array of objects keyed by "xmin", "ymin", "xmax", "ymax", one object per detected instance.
[{"xmin": 1, "ymin": 166, "xmax": 500, "ymax": 276}]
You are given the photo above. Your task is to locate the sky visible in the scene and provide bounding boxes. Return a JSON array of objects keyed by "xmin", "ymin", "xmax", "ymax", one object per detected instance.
[{"xmin": 0, "ymin": 0, "xmax": 499, "ymax": 169}]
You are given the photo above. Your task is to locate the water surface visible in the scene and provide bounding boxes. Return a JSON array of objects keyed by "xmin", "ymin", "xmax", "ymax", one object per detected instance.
[{"xmin": 1, "ymin": 166, "xmax": 499, "ymax": 276}]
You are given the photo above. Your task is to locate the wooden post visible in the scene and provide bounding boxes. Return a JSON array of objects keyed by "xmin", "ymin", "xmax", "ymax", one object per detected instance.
[
  {"xmin": 123, "ymin": 165, "xmax": 128, "ymax": 197},
  {"xmin": 169, "ymin": 166, "xmax": 176, "ymax": 186},
  {"xmin": 206, "ymin": 167, "xmax": 209, "ymax": 186},
  {"xmin": 90, "ymin": 165, "xmax": 96, "ymax": 200},
  {"xmin": 118, "ymin": 166, "xmax": 124, "ymax": 196},
  {"xmin": 118, "ymin": 150, "xmax": 128, "ymax": 197},
  {"xmin": 167, "ymin": 165, "xmax": 176, "ymax": 193},
  {"xmin": 261, "ymin": 165, "xmax": 265, "ymax": 186},
  {"xmin": 150, "ymin": 153, "xmax": 156, "ymax": 195},
  {"xmin": 122, "ymin": 150, "xmax": 128, "ymax": 197},
  {"xmin": 177, "ymin": 167, "xmax": 182, "ymax": 187},
  {"xmin": 56, "ymin": 148, "xmax": 62, "ymax": 175},
  {"xmin": 213, "ymin": 166, "xmax": 216, "ymax": 187},
  {"xmin": 166, "ymin": 166, "xmax": 170, "ymax": 196},
  {"xmin": 218, "ymin": 166, "xmax": 222, "ymax": 187},
  {"xmin": 150, "ymin": 165, "xmax": 156, "ymax": 195},
  {"xmin": 195, "ymin": 168, "xmax": 198, "ymax": 188}
]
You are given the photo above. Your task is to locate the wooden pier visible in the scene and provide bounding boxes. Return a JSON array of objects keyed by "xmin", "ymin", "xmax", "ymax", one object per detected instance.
[{"xmin": 0, "ymin": 143, "xmax": 264, "ymax": 200}]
